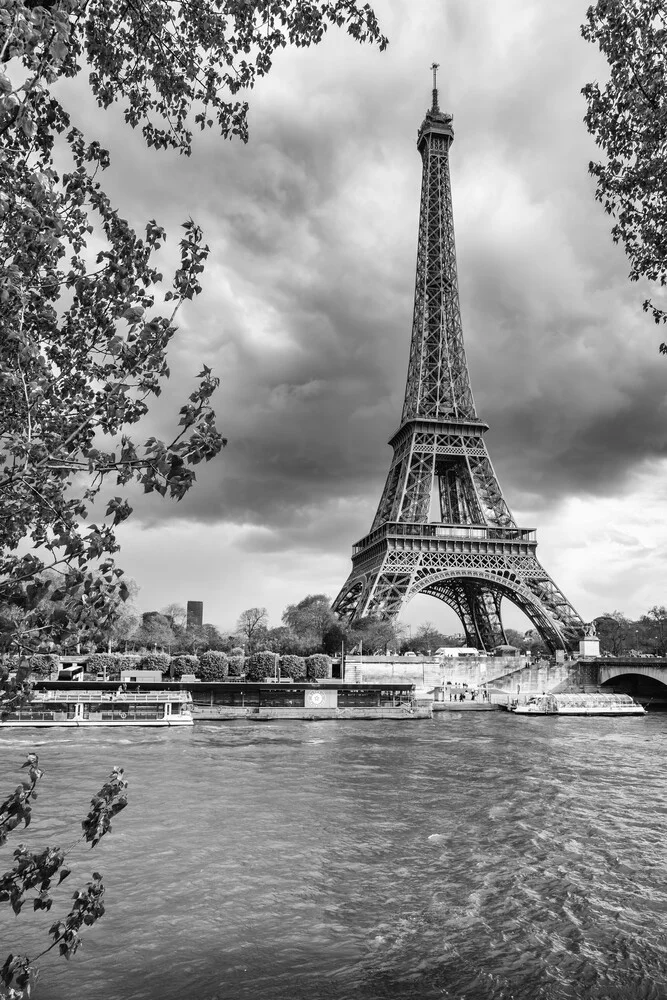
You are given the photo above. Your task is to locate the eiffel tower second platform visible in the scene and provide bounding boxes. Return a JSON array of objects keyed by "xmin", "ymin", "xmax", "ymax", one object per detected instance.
[{"xmin": 332, "ymin": 74, "xmax": 586, "ymax": 653}]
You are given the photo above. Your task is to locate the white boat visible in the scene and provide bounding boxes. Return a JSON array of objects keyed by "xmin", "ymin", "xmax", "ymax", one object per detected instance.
[
  {"xmin": 510, "ymin": 693, "xmax": 645, "ymax": 716},
  {"xmin": 0, "ymin": 688, "xmax": 194, "ymax": 727}
]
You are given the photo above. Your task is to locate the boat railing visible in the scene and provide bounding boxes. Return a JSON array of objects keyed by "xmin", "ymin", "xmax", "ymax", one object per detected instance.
[{"xmin": 34, "ymin": 691, "xmax": 192, "ymax": 704}]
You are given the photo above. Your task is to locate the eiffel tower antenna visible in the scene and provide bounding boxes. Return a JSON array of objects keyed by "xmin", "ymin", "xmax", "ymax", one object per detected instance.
[
  {"xmin": 431, "ymin": 61, "xmax": 439, "ymax": 111},
  {"xmin": 332, "ymin": 73, "xmax": 587, "ymax": 653}
]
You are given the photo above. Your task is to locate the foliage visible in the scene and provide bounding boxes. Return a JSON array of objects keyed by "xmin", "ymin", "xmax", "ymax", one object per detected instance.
[
  {"xmin": 85, "ymin": 652, "xmax": 139, "ymax": 679},
  {"xmin": 639, "ymin": 605, "xmax": 667, "ymax": 655},
  {"xmin": 103, "ymin": 580, "xmax": 140, "ymax": 651},
  {"xmin": 348, "ymin": 615, "xmax": 399, "ymax": 654},
  {"xmin": 130, "ymin": 614, "xmax": 175, "ymax": 652},
  {"xmin": 197, "ymin": 651, "xmax": 228, "ymax": 681},
  {"xmin": 226, "ymin": 648, "xmax": 245, "ymax": 677},
  {"xmin": 305, "ymin": 654, "xmax": 331, "ymax": 680},
  {"xmin": 27, "ymin": 654, "xmax": 59, "ymax": 678},
  {"xmin": 261, "ymin": 626, "xmax": 302, "ymax": 655},
  {"xmin": 594, "ymin": 605, "xmax": 667, "ymax": 658},
  {"xmin": 137, "ymin": 652, "xmax": 170, "ymax": 672},
  {"xmin": 279, "ymin": 654, "xmax": 306, "ymax": 681},
  {"xmin": 0, "ymin": 754, "xmax": 127, "ymax": 997},
  {"xmin": 227, "ymin": 654, "xmax": 245, "ymax": 677},
  {"xmin": 160, "ymin": 604, "xmax": 187, "ymax": 629},
  {"xmin": 201, "ymin": 624, "xmax": 227, "ymax": 651},
  {"xmin": 170, "ymin": 655, "xmax": 199, "ymax": 679},
  {"xmin": 594, "ymin": 611, "xmax": 633, "ymax": 656},
  {"xmin": 235, "ymin": 608, "xmax": 268, "ymax": 653},
  {"xmin": 283, "ymin": 595, "xmax": 336, "ymax": 650},
  {"xmin": 582, "ymin": 1, "xmax": 667, "ymax": 340},
  {"xmin": 0, "ymin": 0, "xmax": 386, "ymax": 657},
  {"xmin": 245, "ymin": 650, "xmax": 277, "ymax": 681}
]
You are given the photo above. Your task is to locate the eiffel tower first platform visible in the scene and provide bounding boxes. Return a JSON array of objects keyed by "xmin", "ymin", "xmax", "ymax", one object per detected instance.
[{"xmin": 332, "ymin": 68, "xmax": 586, "ymax": 653}]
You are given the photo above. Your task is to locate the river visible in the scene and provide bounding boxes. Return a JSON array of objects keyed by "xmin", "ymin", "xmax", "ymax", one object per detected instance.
[{"xmin": 1, "ymin": 713, "xmax": 667, "ymax": 999}]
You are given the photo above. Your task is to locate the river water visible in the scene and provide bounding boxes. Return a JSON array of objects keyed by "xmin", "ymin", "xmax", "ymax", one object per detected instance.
[{"xmin": 2, "ymin": 714, "xmax": 667, "ymax": 1000}]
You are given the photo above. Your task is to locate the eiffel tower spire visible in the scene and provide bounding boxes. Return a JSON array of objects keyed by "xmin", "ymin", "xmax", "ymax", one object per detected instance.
[{"xmin": 332, "ymin": 70, "xmax": 586, "ymax": 653}]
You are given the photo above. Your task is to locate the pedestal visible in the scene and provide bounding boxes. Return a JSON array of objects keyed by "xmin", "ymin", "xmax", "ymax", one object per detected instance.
[{"xmin": 579, "ymin": 637, "xmax": 600, "ymax": 658}]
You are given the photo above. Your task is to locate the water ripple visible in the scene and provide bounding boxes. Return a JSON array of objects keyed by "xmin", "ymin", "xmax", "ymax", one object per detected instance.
[{"xmin": 1, "ymin": 716, "xmax": 667, "ymax": 998}]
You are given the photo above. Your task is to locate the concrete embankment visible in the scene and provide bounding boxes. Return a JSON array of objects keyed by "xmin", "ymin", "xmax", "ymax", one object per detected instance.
[{"xmin": 342, "ymin": 655, "xmax": 600, "ymax": 697}]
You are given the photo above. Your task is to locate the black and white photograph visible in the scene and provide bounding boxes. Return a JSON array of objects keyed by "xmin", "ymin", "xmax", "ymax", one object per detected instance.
[{"xmin": 2, "ymin": 1, "xmax": 667, "ymax": 998}]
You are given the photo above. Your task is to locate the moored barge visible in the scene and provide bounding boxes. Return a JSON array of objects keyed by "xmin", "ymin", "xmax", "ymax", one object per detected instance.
[{"xmin": 189, "ymin": 682, "xmax": 432, "ymax": 720}]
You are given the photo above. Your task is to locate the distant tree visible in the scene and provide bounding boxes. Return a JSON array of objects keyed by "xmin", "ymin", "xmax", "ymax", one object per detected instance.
[
  {"xmin": 282, "ymin": 595, "xmax": 336, "ymax": 650},
  {"xmin": 522, "ymin": 631, "xmax": 550, "ymax": 658},
  {"xmin": 639, "ymin": 605, "xmax": 667, "ymax": 656},
  {"xmin": 348, "ymin": 616, "xmax": 400, "ymax": 654},
  {"xmin": 161, "ymin": 604, "xmax": 187, "ymax": 629},
  {"xmin": 130, "ymin": 612, "xmax": 175, "ymax": 652},
  {"xmin": 408, "ymin": 621, "xmax": 445, "ymax": 654},
  {"xmin": 503, "ymin": 629, "xmax": 525, "ymax": 650},
  {"xmin": 236, "ymin": 608, "xmax": 269, "ymax": 653},
  {"xmin": 582, "ymin": 1, "xmax": 667, "ymax": 342},
  {"xmin": 322, "ymin": 619, "xmax": 348, "ymax": 656},
  {"xmin": 102, "ymin": 578, "xmax": 140, "ymax": 652},
  {"xmin": 262, "ymin": 626, "xmax": 303, "ymax": 655},
  {"xmin": 595, "ymin": 611, "xmax": 633, "ymax": 656},
  {"xmin": 0, "ymin": 754, "xmax": 128, "ymax": 997},
  {"xmin": 199, "ymin": 624, "xmax": 225, "ymax": 651}
]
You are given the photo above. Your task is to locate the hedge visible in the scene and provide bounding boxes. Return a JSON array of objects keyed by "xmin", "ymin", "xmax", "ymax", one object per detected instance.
[
  {"xmin": 198, "ymin": 651, "xmax": 228, "ymax": 681},
  {"xmin": 86, "ymin": 653, "xmax": 141, "ymax": 679},
  {"xmin": 138, "ymin": 652, "xmax": 171, "ymax": 672},
  {"xmin": 171, "ymin": 655, "xmax": 200, "ymax": 679},
  {"xmin": 245, "ymin": 650, "xmax": 277, "ymax": 681},
  {"xmin": 306, "ymin": 654, "xmax": 331, "ymax": 680},
  {"xmin": 280, "ymin": 654, "xmax": 306, "ymax": 681},
  {"xmin": 227, "ymin": 654, "xmax": 245, "ymax": 677}
]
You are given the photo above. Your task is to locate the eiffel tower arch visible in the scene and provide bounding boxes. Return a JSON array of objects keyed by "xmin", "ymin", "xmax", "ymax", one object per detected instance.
[{"xmin": 332, "ymin": 68, "xmax": 586, "ymax": 653}]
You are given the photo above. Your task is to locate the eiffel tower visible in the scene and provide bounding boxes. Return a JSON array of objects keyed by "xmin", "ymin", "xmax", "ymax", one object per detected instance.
[{"xmin": 332, "ymin": 67, "xmax": 586, "ymax": 653}]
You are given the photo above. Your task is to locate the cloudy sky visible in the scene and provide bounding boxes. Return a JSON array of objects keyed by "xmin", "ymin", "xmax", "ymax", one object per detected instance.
[{"xmin": 64, "ymin": 0, "xmax": 667, "ymax": 634}]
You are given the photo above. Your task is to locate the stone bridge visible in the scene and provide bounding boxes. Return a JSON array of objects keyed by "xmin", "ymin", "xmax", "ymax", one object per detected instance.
[{"xmin": 597, "ymin": 658, "xmax": 667, "ymax": 705}]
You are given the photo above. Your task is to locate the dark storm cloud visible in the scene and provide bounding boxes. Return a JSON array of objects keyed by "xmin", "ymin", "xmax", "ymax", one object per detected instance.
[{"xmin": 70, "ymin": 1, "xmax": 667, "ymax": 579}]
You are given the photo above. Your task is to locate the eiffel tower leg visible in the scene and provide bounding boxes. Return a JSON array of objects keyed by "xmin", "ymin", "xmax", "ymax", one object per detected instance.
[
  {"xmin": 414, "ymin": 552, "xmax": 583, "ymax": 653},
  {"xmin": 332, "ymin": 550, "xmax": 419, "ymax": 623},
  {"xmin": 422, "ymin": 578, "xmax": 506, "ymax": 651}
]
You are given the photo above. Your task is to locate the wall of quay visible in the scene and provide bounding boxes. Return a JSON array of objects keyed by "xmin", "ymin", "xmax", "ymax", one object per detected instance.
[{"xmin": 343, "ymin": 655, "xmax": 602, "ymax": 697}]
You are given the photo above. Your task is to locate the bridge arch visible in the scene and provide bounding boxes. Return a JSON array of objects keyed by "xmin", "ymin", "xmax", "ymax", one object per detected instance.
[{"xmin": 599, "ymin": 665, "xmax": 667, "ymax": 708}]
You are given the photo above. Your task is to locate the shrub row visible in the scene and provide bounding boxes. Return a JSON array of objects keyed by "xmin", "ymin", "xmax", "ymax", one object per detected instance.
[{"xmin": 7, "ymin": 650, "xmax": 333, "ymax": 681}]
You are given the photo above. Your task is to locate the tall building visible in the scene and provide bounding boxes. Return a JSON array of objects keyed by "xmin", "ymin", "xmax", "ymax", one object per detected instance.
[
  {"xmin": 332, "ymin": 68, "xmax": 586, "ymax": 653},
  {"xmin": 187, "ymin": 601, "xmax": 203, "ymax": 630}
]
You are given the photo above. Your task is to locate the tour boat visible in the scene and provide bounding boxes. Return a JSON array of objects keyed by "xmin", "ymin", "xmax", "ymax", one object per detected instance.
[
  {"xmin": 509, "ymin": 693, "xmax": 645, "ymax": 716},
  {"xmin": 0, "ymin": 687, "xmax": 194, "ymax": 727}
]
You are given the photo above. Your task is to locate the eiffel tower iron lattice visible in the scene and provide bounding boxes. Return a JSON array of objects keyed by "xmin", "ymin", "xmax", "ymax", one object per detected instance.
[{"xmin": 332, "ymin": 69, "xmax": 586, "ymax": 653}]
